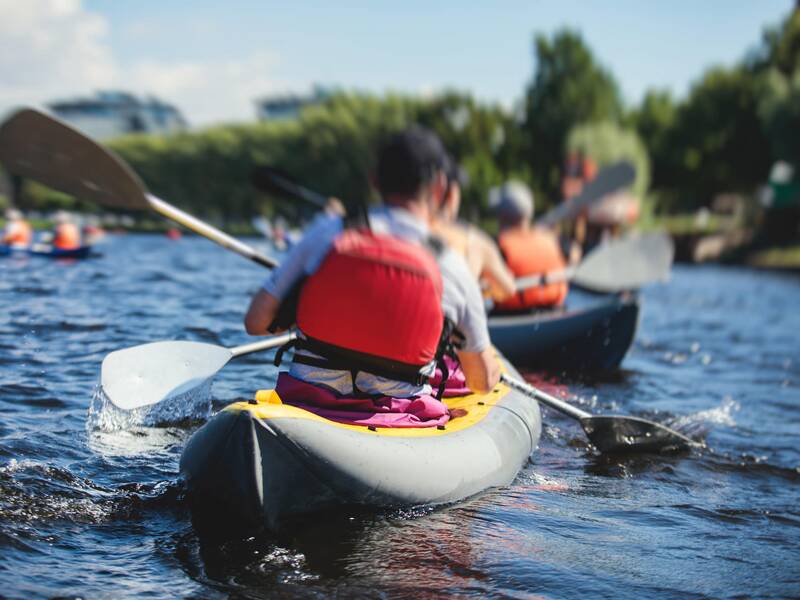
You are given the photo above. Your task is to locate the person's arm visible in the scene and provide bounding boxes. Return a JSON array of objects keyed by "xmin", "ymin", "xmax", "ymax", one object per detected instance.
[
  {"xmin": 473, "ymin": 229, "xmax": 516, "ymax": 302},
  {"xmin": 440, "ymin": 251, "xmax": 500, "ymax": 393},
  {"xmin": 243, "ymin": 215, "xmax": 341, "ymax": 336},
  {"xmin": 244, "ymin": 289, "xmax": 282, "ymax": 335},
  {"xmin": 457, "ymin": 348, "xmax": 501, "ymax": 394}
]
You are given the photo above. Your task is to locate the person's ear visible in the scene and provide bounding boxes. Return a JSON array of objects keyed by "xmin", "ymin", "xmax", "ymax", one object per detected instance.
[{"xmin": 431, "ymin": 170, "xmax": 447, "ymax": 205}]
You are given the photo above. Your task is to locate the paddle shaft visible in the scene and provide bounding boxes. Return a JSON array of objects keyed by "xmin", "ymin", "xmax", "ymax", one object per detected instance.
[
  {"xmin": 259, "ymin": 168, "xmax": 329, "ymax": 209},
  {"xmin": 501, "ymin": 374, "xmax": 590, "ymax": 421},
  {"xmin": 148, "ymin": 195, "xmax": 277, "ymax": 269},
  {"xmin": 514, "ymin": 266, "xmax": 576, "ymax": 292},
  {"xmin": 229, "ymin": 332, "xmax": 296, "ymax": 358}
]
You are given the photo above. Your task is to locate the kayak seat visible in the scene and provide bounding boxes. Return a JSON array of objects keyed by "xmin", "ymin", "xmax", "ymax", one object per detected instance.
[{"xmin": 273, "ymin": 372, "xmax": 450, "ymax": 428}]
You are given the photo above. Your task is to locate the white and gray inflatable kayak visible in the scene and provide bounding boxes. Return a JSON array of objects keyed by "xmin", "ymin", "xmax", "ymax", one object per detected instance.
[{"xmin": 179, "ymin": 358, "xmax": 541, "ymax": 530}]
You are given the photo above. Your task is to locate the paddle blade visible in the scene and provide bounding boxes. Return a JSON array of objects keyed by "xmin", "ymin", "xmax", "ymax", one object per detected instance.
[
  {"xmin": 580, "ymin": 414, "xmax": 702, "ymax": 454},
  {"xmin": 538, "ymin": 161, "xmax": 636, "ymax": 227},
  {"xmin": 101, "ymin": 341, "xmax": 233, "ymax": 410},
  {"xmin": 0, "ymin": 108, "xmax": 151, "ymax": 210},
  {"xmin": 573, "ymin": 231, "xmax": 674, "ymax": 292}
]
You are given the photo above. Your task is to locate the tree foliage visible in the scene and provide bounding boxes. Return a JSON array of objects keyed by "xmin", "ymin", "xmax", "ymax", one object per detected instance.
[{"xmin": 523, "ymin": 29, "xmax": 623, "ymax": 199}]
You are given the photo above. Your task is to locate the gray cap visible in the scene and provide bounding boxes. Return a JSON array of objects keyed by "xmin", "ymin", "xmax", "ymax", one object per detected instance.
[{"xmin": 489, "ymin": 180, "xmax": 534, "ymax": 222}]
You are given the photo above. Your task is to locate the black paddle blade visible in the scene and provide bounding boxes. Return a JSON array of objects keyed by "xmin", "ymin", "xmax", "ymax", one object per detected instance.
[
  {"xmin": 580, "ymin": 415, "xmax": 702, "ymax": 454},
  {"xmin": 0, "ymin": 108, "xmax": 150, "ymax": 210},
  {"xmin": 250, "ymin": 165, "xmax": 328, "ymax": 209}
]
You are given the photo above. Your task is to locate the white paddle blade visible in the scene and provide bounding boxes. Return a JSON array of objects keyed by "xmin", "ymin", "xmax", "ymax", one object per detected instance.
[
  {"xmin": 537, "ymin": 161, "xmax": 636, "ymax": 227},
  {"xmin": 100, "ymin": 341, "xmax": 233, "ymax": 410},
  {"xmin": 573, "ymin": 231, "xmax": 675, "ymax": 292}
]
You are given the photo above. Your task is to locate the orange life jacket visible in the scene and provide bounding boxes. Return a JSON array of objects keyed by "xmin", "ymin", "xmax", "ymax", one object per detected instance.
[
  {"xmin": 53, "ymin": 223, "xmax": 81, "ymax": 250},
  {"xmin": 3, "ymin": 220, "xmax": 32, "ymax": 246},
  {"xmin": 495, "ymin": 227, "xmax": 568, "ymax": 310}
]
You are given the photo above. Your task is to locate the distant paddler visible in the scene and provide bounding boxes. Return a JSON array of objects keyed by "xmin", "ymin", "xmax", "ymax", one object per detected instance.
[
  {"xmin": 51, "ymin": 211, "xmax": 82, "ymax": 250},
  {"xmin": 431, "ymin": 156, "xmax": 516, "ymax": 303},
  {"xmin": 491, "ymin": 181, "xmax": 580, "ymax": 312},
  {"xmin": 2, "ymin": 208, "xmax": 33, "ymax": 248}
]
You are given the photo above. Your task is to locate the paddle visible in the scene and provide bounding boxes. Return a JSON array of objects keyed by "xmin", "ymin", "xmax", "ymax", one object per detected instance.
[
  {"xmin": 514, "ymin": 231, "xmax": 674, "ymax": 294},
  {"xmin": 251, "ymin": 165, "xmax": 329, "ymax": 210},
  {"xmin": 536, "ymin": 161, "xmax": 637, "ymax": 227},
  {"xmin": 101, "ymin": 332, "xmax": 296, "ymax": 410},
  {"xmin": 0, "ymin": 108, "xmax": 277, "ymax": 269},
  {"xmin": 501, "ymin": 374, "xmax": 701, "ymax": 453}
]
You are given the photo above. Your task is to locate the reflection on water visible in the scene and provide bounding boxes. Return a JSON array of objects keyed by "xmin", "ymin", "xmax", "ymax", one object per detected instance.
[{"xmin": 0, "ymin": 235, "xmax": 798, "ymax": 598}]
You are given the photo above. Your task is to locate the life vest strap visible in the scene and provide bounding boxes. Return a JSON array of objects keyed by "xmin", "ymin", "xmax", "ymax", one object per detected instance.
[{"xmin": 291, "ymin": 336, "xmax": 432, "ymax": 386}]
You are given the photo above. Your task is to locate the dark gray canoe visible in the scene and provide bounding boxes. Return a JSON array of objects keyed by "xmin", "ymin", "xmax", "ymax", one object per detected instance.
[{"xmin": 489, "ymin": 290, "xmax": 640, "ymax": 372}]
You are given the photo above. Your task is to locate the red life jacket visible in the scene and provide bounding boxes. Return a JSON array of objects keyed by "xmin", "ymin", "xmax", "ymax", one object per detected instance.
[{"xmin": 283, "ymin": 228, "xmax": 449, "ymax": 388}]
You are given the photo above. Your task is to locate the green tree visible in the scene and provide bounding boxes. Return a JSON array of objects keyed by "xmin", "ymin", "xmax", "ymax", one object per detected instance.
[
  {"xmin": 752, "ymin": 5, "xmax": 800, "ymax": 76},
  {"xmin": 628, "ymin": 90, "xmax": 676, "ymax": 190},
  {"xmin": 663, "ymin": 67, "xmax": 772, "ymax": 205},
  {"xmin": 523, "ymin": 29, "xmax": 623, "ymax": 203},
  {"xmin": 758, "ymin": 66, "xmax": 800, "ymax": 165}
]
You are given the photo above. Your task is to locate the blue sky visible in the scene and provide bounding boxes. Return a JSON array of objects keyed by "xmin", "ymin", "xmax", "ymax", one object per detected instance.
[{"xmin": 1, "ymin": 1, "xmax": 793, "ymax": 126}]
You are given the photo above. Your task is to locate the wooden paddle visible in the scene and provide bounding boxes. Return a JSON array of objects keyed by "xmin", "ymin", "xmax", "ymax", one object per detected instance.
[
  {"xmin": 514, "ymin": 231, "xmax": 674, "ymax": 294},
  {"xmin": 0, "ymin": 108, "xmax": 277, "ymax": 269},
  {"xmin": 101, "ymin": 333, "xmax": 296, "ymax": 410},
  {"xmin": 501, "ymin": 375, "xmax": 702, "ymax": 453}
]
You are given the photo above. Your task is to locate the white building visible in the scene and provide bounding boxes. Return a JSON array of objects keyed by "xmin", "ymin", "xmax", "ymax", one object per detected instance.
[
  {"xmin": 48, "ymin": 91, "xmax": 187, "ymax": 140},
  {"xmin": 255, "ymin": 85, "xmax": 333, "ymax": 121}
]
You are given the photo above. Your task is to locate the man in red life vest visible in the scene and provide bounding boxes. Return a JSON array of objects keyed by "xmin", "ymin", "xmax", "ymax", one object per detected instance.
[
  {"xmin": 492, "ymin": 181, "xmax": 572, "ymax": 312},
  {"xmin": 2, "ymin": 208, "xmax": 33, "ymax": 247},
  {"xmin": 244, "ymin": 127, "xmax": 499, "ymax": 404}
]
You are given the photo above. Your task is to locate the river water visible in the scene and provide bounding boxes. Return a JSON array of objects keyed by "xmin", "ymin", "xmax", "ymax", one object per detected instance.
[{"xmin": 0, "ymin": 234, "xmax": 798, "ymax": 599}]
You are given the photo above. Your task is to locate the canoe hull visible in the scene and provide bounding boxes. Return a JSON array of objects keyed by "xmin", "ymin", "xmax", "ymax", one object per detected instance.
[
  {"xmin": 489, "ymin": 292, "xmax": 640, "ymax": 371},
  {"xmin": 179, "ymin": 362, "xmax": 541, "ymax": 531},
  {"xmin": 0, "ymin": 244, "xmax": 93, "ymax": 259}
]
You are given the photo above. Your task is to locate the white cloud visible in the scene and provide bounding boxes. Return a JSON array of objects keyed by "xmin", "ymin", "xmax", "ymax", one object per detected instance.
[
  {"xmin": 126, "ymin": 52, "xmax": 284, "ymax": 126},
  {"xmin": 0, "ymin": 0, "xmax": 114, "ymax": 111},
  {"xmin": 0, "ymin": 0, "xmax": 284, "ymax": 127}
]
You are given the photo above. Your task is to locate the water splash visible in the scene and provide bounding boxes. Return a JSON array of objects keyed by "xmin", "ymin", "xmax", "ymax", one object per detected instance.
[
  {"xmin": 666, "ymin": 396, "xmax": 739, "ymax": 440},
  {"xmin": 87, "ymin": 379, "xmax": 213, "ymax": 432}
]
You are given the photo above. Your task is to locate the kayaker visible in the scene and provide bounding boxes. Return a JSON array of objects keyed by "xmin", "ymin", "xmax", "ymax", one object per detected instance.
[
  {"xmin": 2, "ymin": 208, "xmax": 33, "ymax": 247},
  {"xmin": 431, "ymin": 156, "xmax": 516, "ymax": 303},
  {"xmin": 491, "ymin": 181, "xmax": 573, "ymax": 312},
  {"xmin": 51, "ymin": 211, "xmax": 82, "ymax": 250},
  {"xmin": 244, "ymin": 126, "xmax": 499, "ymax": 413}
]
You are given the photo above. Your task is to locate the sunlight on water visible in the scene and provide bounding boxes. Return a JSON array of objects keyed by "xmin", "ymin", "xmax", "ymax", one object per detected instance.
[{"xmin": 87, "ymin": 379, "xmax": 213, "ymax": 432}]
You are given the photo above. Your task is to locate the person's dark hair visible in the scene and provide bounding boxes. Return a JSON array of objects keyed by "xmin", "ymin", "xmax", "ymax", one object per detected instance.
[{"xmin": 375, "ymin": 126, "xmax": 447, "ymax": 198}]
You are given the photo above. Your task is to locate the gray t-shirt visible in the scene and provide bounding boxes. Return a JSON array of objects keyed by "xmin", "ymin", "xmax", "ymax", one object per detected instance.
[{"xmin": 262, "ymin": 206, "xmax": 490, "ymax": 396}]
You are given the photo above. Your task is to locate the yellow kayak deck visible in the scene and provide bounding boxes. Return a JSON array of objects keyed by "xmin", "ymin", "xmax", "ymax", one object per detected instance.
[{"xmin": 222, "ymin": 380, "xmax": 512, "ymax": 438}]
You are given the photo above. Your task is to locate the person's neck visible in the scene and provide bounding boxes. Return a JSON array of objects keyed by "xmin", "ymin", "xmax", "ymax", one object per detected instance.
[
  {"xmin": 383, "ymin": 195, "xmax": 430, "ymax": 225},
  {"xmin": 500, "ymin": 220, "xmax": 530, "ymax": 234}
]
